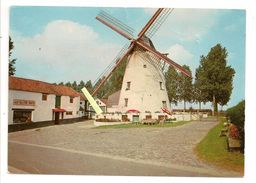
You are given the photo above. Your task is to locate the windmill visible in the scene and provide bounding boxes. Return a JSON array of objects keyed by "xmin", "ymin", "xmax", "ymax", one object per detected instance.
[{"xmin": 91, "ymin": 8, "xmax": 191, "ymax": 118}]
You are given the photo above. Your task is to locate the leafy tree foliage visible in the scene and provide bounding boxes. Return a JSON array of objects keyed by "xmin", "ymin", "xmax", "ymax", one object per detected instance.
[
  {"xmin": 65, "ymin": 81, "xmax": 72, "ymax": 88},
  {"xmin": 9, "ymin": 37, "xmax": 17, "ymax": 76},
  {"xmin": 165, "ymin": 65, "xmax": 179, "ymax": 106},
  {"xmin": 178, "ymin": 65, "xmax": 193, "ymax": 110},
  {"xmin": 195, "ymin": 44, "xmax": 235, "ymax": 114},
  {"xmin": 72, "ymin": 81, "xmax": 78, "ymax": 91},
  {"xmin": 84, "ymin": 80, "xmax": 93, "ymax": 93},
  {"xmin": 96, "ymin": 59, "xmax": 127, "ymax": 98}
]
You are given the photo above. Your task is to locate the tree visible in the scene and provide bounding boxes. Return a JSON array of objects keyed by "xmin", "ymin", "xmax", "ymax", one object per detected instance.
[
  {"xmin": 165, "ymin": 65, "xmax": 179, "ymax": 107},
  {"xmin": 178, "ymin": 65, "xmax": 193, "ymax": 110},
  {"xmin": 194, "ymin": 65, "xmax": 208, "ymax": 110},
  {"xmin": 84, "ymin": 80, "xmax": 93, "ymax": 93},
  {"xmin": 58, "ymin": 82, "xmax": 64, "ymax": 86},
  {"xmin": 72, "ymin": 81, "xmax": 78, "ymax": 91},
  {"xmin": 96, "ymin": 58, "xmax": 127, "ymax": 98},
  {"xmin": 9, "ymin": 36, "xmax": 17, "ymax": 76},
  {"xmin": 65, "ymin": 82, "xmax": 72, "ymax": 87},
  {"xmin": 195, "ymin": 44, "xmax": 235, "ymax": 115}
]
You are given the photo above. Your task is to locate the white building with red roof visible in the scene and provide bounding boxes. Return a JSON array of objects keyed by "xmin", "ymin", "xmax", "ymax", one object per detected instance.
[{"xmin": 9, "ymin": 76, "xmax": 85, "ymax": 126}]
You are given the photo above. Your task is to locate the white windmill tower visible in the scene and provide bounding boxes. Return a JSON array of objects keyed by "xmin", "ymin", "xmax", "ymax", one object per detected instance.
[{"xmin": 91, "ymin": 8, "xmax": 191, "ymax": 120}]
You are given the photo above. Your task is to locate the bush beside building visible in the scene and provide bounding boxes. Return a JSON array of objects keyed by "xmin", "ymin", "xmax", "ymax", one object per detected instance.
[{"xmin": 226, "ymin": 100, "xmax": 245, "ymax": 152}]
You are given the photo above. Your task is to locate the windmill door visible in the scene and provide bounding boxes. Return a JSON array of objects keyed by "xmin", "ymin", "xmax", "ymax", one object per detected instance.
[{"xmin": 132, "ymin": 115, "xmax": 139, "ymax": 122}]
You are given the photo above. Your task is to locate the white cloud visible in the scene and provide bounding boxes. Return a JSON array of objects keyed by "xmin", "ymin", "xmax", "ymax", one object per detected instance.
[
  {"xmin": 166, "ymin": 44, "xmax": 194, "ymax": 65},
  {"xmin": 154, "ymin": 9, "xmax": 220, "ymax": 42},
  {"xmin": 165, "ymin": 44, "xmax": 199, "ymax": 77},
  {"xmin": 13, "ymin": 20, "xmax": 121, "ymax": 83}
]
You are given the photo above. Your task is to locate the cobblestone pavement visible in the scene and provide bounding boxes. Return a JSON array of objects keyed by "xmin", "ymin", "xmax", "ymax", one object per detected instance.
[{"xmin": 9, "ymin": 120, "xmax": 221, "ymax": 169}]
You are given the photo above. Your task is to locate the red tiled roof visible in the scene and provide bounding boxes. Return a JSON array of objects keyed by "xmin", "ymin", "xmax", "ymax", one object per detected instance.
[
  {"xmin": 100, "ymin": 99, "xmax": 108, "ymax": 105},
  {"xmin": 9, "ymin": 76, "xmax": 80, "ymax": 97},
  {"xmin": 79, "ymin": 92, "xmax": 87, "ymax": 101},
  {"xmin": 107, "ymin": 90, "xmax": 120, "ymax": 107}
]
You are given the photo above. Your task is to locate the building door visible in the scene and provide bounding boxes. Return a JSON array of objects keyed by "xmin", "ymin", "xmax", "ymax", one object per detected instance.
[
  {"xmin": 55, "ymin": 96, "xmax": 61, "ymax": 108},
  {"xmin": 132, "ymin": 115, "xmax": 139, "ymax": 122},
  {"xmin": 55, "ymin": 112, "xmax": 60, "ymax": 124}
]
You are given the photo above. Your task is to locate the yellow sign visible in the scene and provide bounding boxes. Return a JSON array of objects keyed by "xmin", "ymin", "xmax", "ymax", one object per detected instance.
[
  {"xmin": 13, "ymin": 99, "xmax": 35, "ymax": 106},
  {"xmin": 81, "ymin": 87, "xmax": 103, "ymax": 115}
]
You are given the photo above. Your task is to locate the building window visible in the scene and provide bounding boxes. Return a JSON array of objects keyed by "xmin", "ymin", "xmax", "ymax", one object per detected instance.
[
  {"xmin": 55, "ymin": 96, "xmax": 61, "ymax": 108},
  {"xmin": 162, "ymin": 101, "xmax": 167, "ymax": 108},
  {"xmin": 125, "ymin": 98, "xmax": 128, "ymax": 107},
  {"xmin": 13, "ymin": 110, "xmax": 32, "ymax": 123},
  {"xmin": 143, "ymin": 64, "xmax": 147, "ymax": 68},
  {"xmin": 122, "ymin": 115, "xmax": 128, "ymax": 121},
  {"xmin": 66, "ymin": 111, "xmax": 73, "ymax": 115},
  {"xmin": 42, "ymin": 94, "xmax": 47, "ymax": 101},
  {"xmin": 126, "ymin": 82, "xmax": 131, "ymax": 90},
  {"xmin": 70, "ymin": 97, "xmax": 74, "ymax": 103},
  {"xmin": 160, "ymin": 82, "xmax": 164, "ymax": 90},
  {"xmin": 146, "ymin": 115, "xmax": 152, "ymax": 120}
]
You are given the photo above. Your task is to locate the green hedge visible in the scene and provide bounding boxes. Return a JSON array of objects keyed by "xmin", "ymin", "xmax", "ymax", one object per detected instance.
[{"xmin": 226, "ymin": 100, "xmax": 245, "ymax": 152}]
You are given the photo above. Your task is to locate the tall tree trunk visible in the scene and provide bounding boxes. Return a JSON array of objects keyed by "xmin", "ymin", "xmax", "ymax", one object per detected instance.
[
  {"xmin": 184, "ymin": 100, "xmax": 186, "ymax": 112},
  {"xmin": 215, "ymin": 102, "xmax": 218, "ymax": 116},
  {"xmin": 212, "ymin": 95, "xmax": 215, "ymax": 116}
]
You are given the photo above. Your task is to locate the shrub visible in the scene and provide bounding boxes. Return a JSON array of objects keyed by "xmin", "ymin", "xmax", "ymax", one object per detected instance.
[{"xmin": 226, "ymin": 100, "xmax": 245, "ymax": 152}]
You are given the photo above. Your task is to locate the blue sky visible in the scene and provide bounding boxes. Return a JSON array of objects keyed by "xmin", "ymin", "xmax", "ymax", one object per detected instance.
[{"xmin": 10, "ymin": 6, "xmax": 245, "ymax": 109}]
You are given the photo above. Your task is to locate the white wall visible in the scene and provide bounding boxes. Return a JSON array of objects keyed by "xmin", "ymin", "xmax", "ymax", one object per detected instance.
[
  {"xmin": 9, "ymin": 90, "xmax": 55, "ymax": 124},
  {"xmin": 118, "ymin": 51, "xmax": 171, "ymax": 113},
  {"xmin": 9, "ymin": 90, "xmax": 81, "ymax": 124},
  {"xmin": 61, "ymin": 96, "xmax": 80, "ymax": 119}
]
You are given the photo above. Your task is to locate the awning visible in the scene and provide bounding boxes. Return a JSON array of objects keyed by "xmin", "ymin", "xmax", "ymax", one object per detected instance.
[
  {"xmin": 161, "ymin": 108, "xmax": 172, "ymax": 115},
  {"xmin": 126, "ymin": 109, "xmax": 140, "ymax": 113},
  {"xmin": 52, "ymin": 108, "xmax": 66, "ymax": 112}
]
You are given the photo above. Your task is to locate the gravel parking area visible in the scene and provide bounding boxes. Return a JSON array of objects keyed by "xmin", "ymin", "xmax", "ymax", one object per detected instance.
[{"xmin": 9, "ymin": 120, "xmax": 219, "ymax": 170}]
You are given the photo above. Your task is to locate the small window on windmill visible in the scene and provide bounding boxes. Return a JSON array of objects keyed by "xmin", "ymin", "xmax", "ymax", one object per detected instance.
[
  {"xmin": 125, "ymin": 98, "xmax": 128, "ymax": 107},
  {"xmin": 143, "ymin": 64, "xmax": 147, "ymax": 68},
  {"xmin": 160, "ymin": 82, "xmax": 164, "ymax": 90},
  {"xmin": 126, "ymin": 82, "xmax": 131, "ymax": 90},
  {"xmin": 162, "ymin": 101, "xmax": 167, "ymax": 108}
]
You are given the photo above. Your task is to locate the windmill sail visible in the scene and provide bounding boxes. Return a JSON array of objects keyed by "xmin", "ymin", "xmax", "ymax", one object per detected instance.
[
  {"xmin": 92, "ymin": 8, "xmax": 191, "ymax": 97},
  {"xmin": 145, "ymin": 8, "xmax": 174, "ymax": 38},
  {"xmin": 98, "ymin": 11, "xmax": 135, "ymax": 38}
]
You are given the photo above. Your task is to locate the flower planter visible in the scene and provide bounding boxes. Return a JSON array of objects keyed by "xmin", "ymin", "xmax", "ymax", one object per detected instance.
[
  {"xmin": 227, "ymin": 137, "xmax": 241, "ymax": 152},
  {"xmin": 94, "ymin": 121, "xmax": 131, "ymax": 126}
]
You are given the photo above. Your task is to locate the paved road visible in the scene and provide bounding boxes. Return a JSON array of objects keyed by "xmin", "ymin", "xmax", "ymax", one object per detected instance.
[{"xmin": 8, "ymin": 120, "xmax": 241, "ymax": 177}]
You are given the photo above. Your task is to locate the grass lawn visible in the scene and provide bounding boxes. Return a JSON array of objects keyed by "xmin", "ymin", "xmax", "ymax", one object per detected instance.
[
  {"xmin": 195, "ymin": 117, "xmax": 244, "ymax": 173},
  {"xmin": 94, "ymin": 121, "xmax": 190, "ymax": 129}
]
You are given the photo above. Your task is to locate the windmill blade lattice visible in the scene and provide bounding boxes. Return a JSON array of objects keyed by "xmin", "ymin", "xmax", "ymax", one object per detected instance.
[
  {"xmin": 145, "ymin": 8, "xmax": 174, "ymax": 39},
  {"xmin": 92, "ymin": 44, "xmax": 129, "ymax": 88},
  {"xmin": 97, "ymin": 11, "xmax": 135, "ymax": 39}
]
